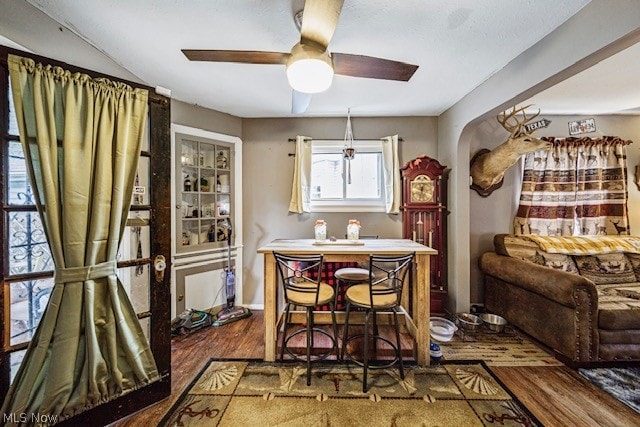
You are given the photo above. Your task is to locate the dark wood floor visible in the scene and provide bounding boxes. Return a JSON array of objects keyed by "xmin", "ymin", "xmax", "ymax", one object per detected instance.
[{"xmin": 113, "ymin": 310, "xmax": 640, "ymax": 427}]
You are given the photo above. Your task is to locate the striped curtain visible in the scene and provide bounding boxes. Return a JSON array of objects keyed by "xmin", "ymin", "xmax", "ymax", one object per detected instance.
[{"xmin": 514, "ymin": 136, "xmax": 631, "ymax": 236}]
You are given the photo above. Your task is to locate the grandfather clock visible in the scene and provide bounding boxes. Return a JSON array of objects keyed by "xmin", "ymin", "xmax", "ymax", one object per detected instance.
[{"xmin": 400, "ymin": 155, "xmax": 448, "ymax": 317}]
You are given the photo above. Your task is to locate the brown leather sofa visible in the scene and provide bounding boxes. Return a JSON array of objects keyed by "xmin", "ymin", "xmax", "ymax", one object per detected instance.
[{"xmin": 479, "ymin": 234, "xmax": 640, "ymax": 365}]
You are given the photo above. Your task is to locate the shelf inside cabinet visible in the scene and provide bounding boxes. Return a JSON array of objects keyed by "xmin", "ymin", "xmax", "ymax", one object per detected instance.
[{"xmin": 178, "ymin": 138, "xmax": 235, "ymax": 253}]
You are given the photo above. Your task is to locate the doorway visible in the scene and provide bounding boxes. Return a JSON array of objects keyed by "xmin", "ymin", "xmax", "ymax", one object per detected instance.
[{"xmin": 0, "ymin": 45, "xmax": 172, "ymax": 425}]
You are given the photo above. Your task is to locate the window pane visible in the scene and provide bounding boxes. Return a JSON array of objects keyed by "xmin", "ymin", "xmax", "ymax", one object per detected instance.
[
  {"xmin": 131, "ymin": 156, "xmax": 150, "ymax": 206},
  {"xmin": 8, "ymin": 211, "xmax": 54, "ymax": 275},
  {"xmin": 117, "ymin": 265, "xmax": 150, "ymax": 314},
  {"xmin": 119, "ymin": 211, "xmax": 151, "ymax": 261},
  {"xmin": 9, "ymin": 279, "xmax": 54, "ymax": 346},
  {"xmin": 311, "ymin": 153, "xmax": 343, "ymax": 199},
  {"xmin": 10, "ymin": 349, "xmax": 26, "ymax": 384},
  {"xmin": 7, "ymin": 141, "xmax": 34, "ymax": 205},
  {"xmin": 346, "ymin": 153, "xmax": 381, "ymax": 199},
  {"xmin": 8, "ymin": 79, "xmax": 19, "ymax": 136},
  {"xmin": 139, "ymin": 316, "xmax": 150, "ymax": 344}
]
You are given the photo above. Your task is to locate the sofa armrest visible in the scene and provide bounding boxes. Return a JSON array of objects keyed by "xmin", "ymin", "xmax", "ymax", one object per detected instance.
[{"xmin": 479, "ymin": 252, "xmax": 596, "ymax": 307}]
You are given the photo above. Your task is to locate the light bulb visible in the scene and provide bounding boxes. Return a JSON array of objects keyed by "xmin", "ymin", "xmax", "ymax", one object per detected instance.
[{"xmin": 286, "ymin": 58, "xmax": 334, "ymax": 94}]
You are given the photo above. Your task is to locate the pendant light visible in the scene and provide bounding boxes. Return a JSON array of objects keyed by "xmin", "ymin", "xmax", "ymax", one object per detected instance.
[{"xmin": 343, "ymin": 108, "xmax": 355, "ymax": 184}]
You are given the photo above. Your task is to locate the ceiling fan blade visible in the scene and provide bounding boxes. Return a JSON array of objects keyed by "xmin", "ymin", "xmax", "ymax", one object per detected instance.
[
  {"xmin": 300, "ymin": 0, "xmax": 344, "ymax": 49},
  {"xmin": 332, "ymin": 53, "xmax": 419, "ymax": 82},
  {"xmin": 182, "ymin": 50, "xmax": 289, "ymax": 64},
  {"xmin": 291, "ymin": 90, "xmax": 313, "ymax": 114}
]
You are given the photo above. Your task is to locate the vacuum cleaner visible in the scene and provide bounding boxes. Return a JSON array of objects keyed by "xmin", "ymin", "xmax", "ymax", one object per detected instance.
[
  {"xmin": 171, "ymin": 308, "xmax": 212, "ymax": 336},
  {"xmin": 212, "ymin": 218, "xmax": 252, "ymax": 326}
]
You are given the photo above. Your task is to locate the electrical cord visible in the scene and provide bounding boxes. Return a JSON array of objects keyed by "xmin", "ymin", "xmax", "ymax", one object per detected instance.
[{"xmin": 206, "ymin": 269, "xmax": 229, "ymax": 315}]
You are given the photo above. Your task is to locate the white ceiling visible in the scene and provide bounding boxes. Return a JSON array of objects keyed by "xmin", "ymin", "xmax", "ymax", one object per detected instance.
[
  {"xmin": 21, "ymin": 0, "xmax": 594, "ymax": 118},
  {"xmin": 525, "ymin": 41, "xmax": 640, "ymax": 115}
]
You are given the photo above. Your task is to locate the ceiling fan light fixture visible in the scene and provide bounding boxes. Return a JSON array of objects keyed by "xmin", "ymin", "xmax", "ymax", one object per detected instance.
[{"xmin": 286, "ymin": 42, "xmax": 334, "ymax": 94}]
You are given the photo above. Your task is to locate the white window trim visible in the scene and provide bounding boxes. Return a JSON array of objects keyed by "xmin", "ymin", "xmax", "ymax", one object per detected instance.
[{"xmin": 310, "ymin": 139, "xmax": 386, "ymax": 212}]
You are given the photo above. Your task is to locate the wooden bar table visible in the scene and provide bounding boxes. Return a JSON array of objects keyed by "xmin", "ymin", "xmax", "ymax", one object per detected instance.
[{"xmin": 257, "ymin": 238, "xmax": 437, "ymax": 365}]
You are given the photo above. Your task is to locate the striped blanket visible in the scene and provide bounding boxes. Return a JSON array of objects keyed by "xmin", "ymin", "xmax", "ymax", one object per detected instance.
[{"xmin": 525, "ymin": 235, "xmax": 640, "ymax": 255}]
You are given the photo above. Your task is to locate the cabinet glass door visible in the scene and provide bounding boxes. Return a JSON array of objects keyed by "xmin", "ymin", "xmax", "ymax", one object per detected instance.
[{"xmin": 177, "ymin": 137, "xmax": 233, "ymax": 253}]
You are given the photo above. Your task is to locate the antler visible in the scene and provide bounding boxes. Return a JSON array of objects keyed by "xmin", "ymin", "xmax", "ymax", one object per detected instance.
[
  {"xmin": 471, "ymin": 104, "xmax": 551, "ymax": 195},
  {"xmin": 497, "ymin": 105, "xmax": 541, "ymax": 137}
]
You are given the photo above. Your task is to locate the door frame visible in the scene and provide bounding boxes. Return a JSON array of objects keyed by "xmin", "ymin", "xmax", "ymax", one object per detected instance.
[{"xmin": 0, "ymin": 45, "xmax": 172, "ymax": 426}]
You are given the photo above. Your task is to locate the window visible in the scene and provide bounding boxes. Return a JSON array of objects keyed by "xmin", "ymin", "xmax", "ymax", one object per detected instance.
[
  {"xmin": 2, "ymin": 71, "xmax": 54, "ymax": 385},
  {"xmin": 310, "ymin": 140, "xmax": 385, "ymax": 212},
  {"xmin": 4, "ymin": 76, "xmax": 55, "ymax": 342}
]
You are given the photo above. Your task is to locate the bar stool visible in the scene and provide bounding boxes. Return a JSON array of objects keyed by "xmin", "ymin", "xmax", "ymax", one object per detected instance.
[
  {"xmin": 274, "ymin": 252, "xmax": 338, "ymax": 386},
  {"xmin": 333, "ymin": 235, "xmax": 379, "ymax": 308},
  {"xmin": 341, "ymin": 252, "xmax": 415, "ymax": 393},
  {"xmin": 335, "ymin": 267, "xmax": 372, "ymax": 284}
]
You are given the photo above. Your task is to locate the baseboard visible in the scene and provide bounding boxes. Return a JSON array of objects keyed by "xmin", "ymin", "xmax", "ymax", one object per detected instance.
[{"xmin": 242, "ymin": 304, "xmax": 264, "ymax": 310}]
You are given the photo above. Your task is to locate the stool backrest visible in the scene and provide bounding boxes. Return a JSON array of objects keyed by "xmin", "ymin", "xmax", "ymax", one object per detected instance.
[
  {"xmin": 273, "ymin": 252, "xmax": 324, "ymax": 306},
  {"xmin": 367, "ymin": 253, "xmax": 415, "ymax": 307}
]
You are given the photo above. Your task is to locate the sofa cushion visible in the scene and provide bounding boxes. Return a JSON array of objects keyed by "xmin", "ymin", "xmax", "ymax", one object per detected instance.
[
  {"xmin": 626, "ymin": 253, "xmax": 640, "ymax": 281},
  {"xmin": 533, "ymin": 251, "xmax": 579, "ymax": 274},
  {"xmin": 574, "ymin": 253, "xmax": 636, "ymax": 284},
  {"xmin": 596, "ymin": 282, "xmax": 640, "ymax": 301},
  {"xmin": 597, "ymin": 282, "xmax": 640, "ymax": 330},
  {"xmin": 599, "ymin": 328, "xmax": 640, "ymax": 344},
  {"xmin": 599, "ymin": 301, "xmax": 640, "ymax": 330},
  {"xmin": 493, "ymin": 234, "xmax": 538, "ymax": 262}
]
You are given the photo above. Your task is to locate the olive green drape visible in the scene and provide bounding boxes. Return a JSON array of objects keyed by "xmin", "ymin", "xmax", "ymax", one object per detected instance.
[{"xmin": 2, "ymin": 54, "xmax": 159, "ymax": 422}]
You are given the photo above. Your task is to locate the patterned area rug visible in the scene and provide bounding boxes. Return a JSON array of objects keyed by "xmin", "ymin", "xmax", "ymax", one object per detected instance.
[
  {"xmin": 160, "ymin": 359, "xmax": 540, "ymax": 426},
  {"xmin": 579, "ymin": 367, "xmax": 640, "ymax": 414},
  {"xmin": 438, "ymin": 327, "xmax": 563, "ymax": 366}
]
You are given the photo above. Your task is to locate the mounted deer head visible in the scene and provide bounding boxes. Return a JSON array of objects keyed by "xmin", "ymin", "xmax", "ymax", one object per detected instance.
[{"xmin": 470, "ymin": 105, "xmax": 552, "ymax": 196}]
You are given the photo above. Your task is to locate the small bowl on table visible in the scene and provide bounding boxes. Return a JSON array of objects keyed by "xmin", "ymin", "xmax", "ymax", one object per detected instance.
[
  {"xmin": 479, "ymin": 313, "xmax": 508, "ymax": 333},
  {"xmin": 457, "ymin": 313, "xmax": 483, "ymax": 333}
]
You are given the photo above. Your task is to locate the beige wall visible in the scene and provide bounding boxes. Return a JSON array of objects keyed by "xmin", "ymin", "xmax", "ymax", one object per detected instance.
[
  {"xmin": 469, "ymin": 114, "xmax": 640, "ymax": 303},
  {"xmin": 241, "ymin": 116, "xmax": 437, "ymax": 305},
  {"xmin": 467, "ymin": 120, "xmax": 522, "ymax": 303},
  {"xmin": 171, "ymin": 99, "xmax": 242, "ymax": 137}
]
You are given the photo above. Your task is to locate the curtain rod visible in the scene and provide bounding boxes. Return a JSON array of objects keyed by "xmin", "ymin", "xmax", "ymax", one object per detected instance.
[
  {"xmin": 288, "ymin": 137, "xmax": 404, "ymax": 156},
  {"xmin": 0, "ymin": 45, "xmax": 165, "ymax": 102},
  {"xmin": 288, "ymin": 137, "xmax": 403, "ymax": 142}
]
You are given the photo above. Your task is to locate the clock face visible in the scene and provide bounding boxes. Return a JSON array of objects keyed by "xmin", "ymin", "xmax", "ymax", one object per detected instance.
[{"xmin": 410, "ymin": 175, "xmax": 434, "ymax": 203}]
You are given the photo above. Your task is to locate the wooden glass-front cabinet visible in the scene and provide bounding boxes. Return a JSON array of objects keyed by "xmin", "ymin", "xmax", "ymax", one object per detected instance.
[
  {"xmin": 400, "ymin": 155, "xmax": 449, "ymax": 317},
  {"xmin": 177, "ymin": 137, "xmax": 233, "ymax": 252}
]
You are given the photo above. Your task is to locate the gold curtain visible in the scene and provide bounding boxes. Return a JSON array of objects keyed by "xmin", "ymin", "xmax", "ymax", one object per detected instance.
[
  {"xmin": 2, "ymin": 54, "xmax": 159, "ymax": 421},
  {"xmin": 381, "ymin": 135, "xmax": 401, "ymax": 214},
  {"xmin": 288, "ymin": 135, "xmax": 312, "ymax": 213}
]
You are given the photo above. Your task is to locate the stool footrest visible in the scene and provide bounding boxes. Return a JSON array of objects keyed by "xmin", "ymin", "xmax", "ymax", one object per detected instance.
[
  {"xmin": 342, "ymin": 333, "xmax": 400, "ymax": 370},
  {"xmin": 282, "ymin": 327, "xmax": 337, "ymax": 363}
]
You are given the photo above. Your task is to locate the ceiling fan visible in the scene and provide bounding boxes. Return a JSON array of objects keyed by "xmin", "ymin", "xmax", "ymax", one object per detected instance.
[{"xmin": 181, "ymin": 0, "xmax": 419, "ymax": 114}]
